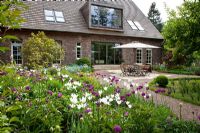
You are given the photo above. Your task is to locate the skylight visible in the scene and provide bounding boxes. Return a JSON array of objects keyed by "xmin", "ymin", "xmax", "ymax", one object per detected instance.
[
  {"xmin": 127, "ymin": 20, "xmax": 144, "ymax": 31},
  {"xmin": 127, "ymin": 20, "xmax": 138, "ymax": 30},
  {"xmin": 134, "ymin": 21, "xmax": 144, "ymax": 31},
  {"xmin": 44, "ymin": 10, "xmax": 55, "ymax": 21},
  {"xmin": 55, "ymin": 11, "xmax": 65, "ymax": 22},
  {"xmin": 44, "ymin": 10, "xmax": 65, "ymax": 23}
]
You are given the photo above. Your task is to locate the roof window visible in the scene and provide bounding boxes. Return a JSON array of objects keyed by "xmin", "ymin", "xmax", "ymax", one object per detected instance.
[
  {"xmin": 44, "ymin": 9, "xmax": 65, "ymax": 23},
  {"xmin": 127, "ymin": 20, "xmax": 144, "ymax": 31}
]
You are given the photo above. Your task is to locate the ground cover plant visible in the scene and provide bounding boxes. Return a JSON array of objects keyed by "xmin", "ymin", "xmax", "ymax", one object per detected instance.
[{"xmin": 0, "ymin": 65, "xmax": 199, "ymax": 133}]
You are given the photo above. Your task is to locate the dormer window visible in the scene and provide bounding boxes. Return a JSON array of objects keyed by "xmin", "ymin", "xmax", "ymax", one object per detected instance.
[
  {"xmin": 44, "ymin": 9, "xmax": 65, "ymax": 23},
  {"xmin": 127, "ymin": 20, "xmax": 144, "ymax": 31},
  {"xmin": 91, "ymin": 5, "xmax": 123, "ymax": 29}
]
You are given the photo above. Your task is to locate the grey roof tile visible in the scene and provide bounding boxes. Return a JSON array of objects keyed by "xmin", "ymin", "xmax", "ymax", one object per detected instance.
[{"xmin": 20, "ymin": 0, "xmax": 163, "ymax": 39}]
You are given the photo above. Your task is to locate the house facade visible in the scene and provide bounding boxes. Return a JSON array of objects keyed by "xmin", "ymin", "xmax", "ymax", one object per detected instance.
[{"xmin": 0, "ymin": 0, "xmax": 163, "ymax": 65}]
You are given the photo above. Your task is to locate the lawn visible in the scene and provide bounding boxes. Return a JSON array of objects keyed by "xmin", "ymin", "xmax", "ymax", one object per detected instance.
[{"xmin": 0, "ymin": 65, "xmax": 199, "ymax": 133}]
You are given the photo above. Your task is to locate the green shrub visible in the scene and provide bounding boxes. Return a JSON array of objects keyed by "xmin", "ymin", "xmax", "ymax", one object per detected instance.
[
  {"xmin": 155, "ymin": 75, "xmax": 169, "ymax": 87},
  {"xmin": 22, "ymin": 32, "xmax": 64, "ymax": 69},
  {"xmin": 48, "ymin": 67, "xmax": 58, "ymax": 75},
  {"xmin": 75, "ymin": 57, "xmax": 91, "ymax": 67}
]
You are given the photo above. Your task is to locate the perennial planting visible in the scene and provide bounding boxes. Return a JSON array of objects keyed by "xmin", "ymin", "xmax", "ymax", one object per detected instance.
[{"xmin": 0, "ymin": 66, "xmax": 199, "ymax": 132}]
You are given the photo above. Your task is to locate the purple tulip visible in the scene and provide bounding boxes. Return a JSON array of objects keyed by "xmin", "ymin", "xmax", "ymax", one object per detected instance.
[
  {"xmin": 155, "ymin": 90, "xmax": 159, "ymax": 93},
  {"xmin": 85, "ymin": 108, "xmax": 92, "ymax": 113},
  {"xmin": 124, "ymin": 112, "xmax": 129, "ymax": 116},
  {"xmin": 96, "ymin": 101, "xmax": 101, "ymax": 107},
  {"xmin": 126, "ymin": 93, "xmax": 131, "ymax": 97},
  {"xmin": 47, "ymin": 90, "xmax": 53, "ymax": 96},
  {"xmin": 25, "ymin": 86, "xmax": 31, "ymax": 91},
  {"xmin": 198, "ymin": 115, "xmax": 200, "ymax": 121},
  {"xmin": 120, "ymin": 96, "xmax": 126, "ymax": 102},
  {"xmin": 89, "ymin": 85, "xmax": 94, "ymax": 92},
  {"xmin": 12, "ymin": 88, "xmax": 17, "ymax": 92},
  {"xmin": 146, "ymin": 94, "xmax": 150, "ymax": 99},
  {"xmin": 130, "ymin": 84, "xmax": 133, "ymax": 88},
  {"xmin": 141, "ymin": 92, "xmax": 145, "ymax": 97},
  {"xmin": 115, "ymin": 79, "xmax": 119, "ymax": 84},
  {"xmin": 115, "ymin": 87, "xmax": 121, "ymax": 93},
  {"xmin": 58, "ymin": 92, "xmax": 62, "ymax": 98},
  {"xmin": 113, "ymin": 125, "xmax": 122, "ymax": 133},
  {"xmin": 131, "ymin": 90, "xmax": 135, "ymax": 94}
]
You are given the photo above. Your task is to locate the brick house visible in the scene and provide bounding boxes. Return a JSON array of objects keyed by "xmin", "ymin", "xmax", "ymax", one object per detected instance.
[{"xmin": 0, "ymin": 0, "xmax": 163, "ymax": 66}]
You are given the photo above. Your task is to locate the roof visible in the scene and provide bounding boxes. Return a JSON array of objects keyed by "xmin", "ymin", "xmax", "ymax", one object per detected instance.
[{"xmin": 20, "ymin": 0, "xmax": 163, "ymax": 39}]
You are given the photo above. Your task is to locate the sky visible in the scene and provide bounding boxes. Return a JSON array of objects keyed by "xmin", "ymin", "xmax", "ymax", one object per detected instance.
[{"xmin": 133, "ymin": 0, "xmax": 184, "ymax": 22}]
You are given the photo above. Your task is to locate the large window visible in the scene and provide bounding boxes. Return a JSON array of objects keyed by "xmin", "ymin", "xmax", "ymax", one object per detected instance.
[
  {"xmin": 11, "ymin": 41, "xmax": 22, "ymax": 64},
  {"xmin": 146, "ymin": 49, "xmax": 152, "ymax": 64},
  {"xmin": 76, "ymin": 43, "xmax": 82, "ymax": 59},
  {"xmin": 91, "ymin": 42, "xmax": 122, "ymax": 64},
  {"xmin": 136, "ymin": 49, "xmax": 142, "ymax": 64},
  {"xmin": 91, "ymin": 5, "xmax": 122, "ymax": 29},
  {"xmin": 44, "ymin": 9, "xmax": 65, "ymax": 22}
]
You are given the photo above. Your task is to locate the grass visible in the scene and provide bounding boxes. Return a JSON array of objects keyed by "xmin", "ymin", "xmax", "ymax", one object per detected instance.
[{"xmin": 149, "ymin": 77, "xmax": 200, "ymax": 106}]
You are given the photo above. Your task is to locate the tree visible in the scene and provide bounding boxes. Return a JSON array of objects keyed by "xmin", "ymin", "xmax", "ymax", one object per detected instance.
[
  {"xmin": 22, "ymin": 32, "xmax": 64, "ymax": 69},
  {"xmin": 148, "ymin": 2, "xmax": 163, "ymax": 32},
  {"xmin": 162, "ymin": 0, "xmax": 200, "ymax": 66},
  {"xmin": 0, "ymin": 0, "xmax": 26, "ymax": 52}
]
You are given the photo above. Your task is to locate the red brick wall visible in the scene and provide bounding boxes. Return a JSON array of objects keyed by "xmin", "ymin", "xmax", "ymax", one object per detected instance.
[{"xmin": 0, "ymin": 29, "xmax": 163, "ymax": 65}]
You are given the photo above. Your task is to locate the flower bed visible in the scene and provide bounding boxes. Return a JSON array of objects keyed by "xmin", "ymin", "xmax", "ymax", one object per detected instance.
[{"xmin": 0, "ymin": 66, "xmax": 199, "ymax": 132}]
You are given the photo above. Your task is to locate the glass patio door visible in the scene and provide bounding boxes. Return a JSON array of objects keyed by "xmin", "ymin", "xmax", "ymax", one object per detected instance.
[{"xmin": 91, "ymin": 42, "xmax": 122, "ymax": 65}]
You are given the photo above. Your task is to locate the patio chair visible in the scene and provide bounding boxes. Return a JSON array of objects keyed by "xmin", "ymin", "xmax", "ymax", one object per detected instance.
[{"xmin": 120, "ymin": 63, "xmax": 129, "ymax": 76}]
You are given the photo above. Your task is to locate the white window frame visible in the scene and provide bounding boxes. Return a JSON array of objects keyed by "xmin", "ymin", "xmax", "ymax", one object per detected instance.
[
  {"xmin": 76, "ymin": 43, "xmax": 82, "ymax": 60},
  {"xmin": 136, "ymin": 48, "xmax": 143, "ymax": 64},
  {"xmin": 146, "ymin": 49, "xmax": 152, "ymax": 65},
  {"xmin": 11, "ymin": 41, "xmax": 22, "ymax": 65}
]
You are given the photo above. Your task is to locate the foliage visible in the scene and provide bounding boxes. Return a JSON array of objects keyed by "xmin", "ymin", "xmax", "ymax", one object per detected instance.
[
  {"xmin": 153, "ymin": 64, "xmax": 200, "ymax": 75},
  {"xmin": 0, "ymin": 66, "xmax": 199, "ymax": 132},
  {"xmin": 0, "ymin": 0, "xmax": 27, "ymax": 52},
  {"xmin": 154, "ymin": 75, "xmax": 169, "ymax": 87},
  {"xmin": 147, "ymin": 2, "xmax": 163, "ymax": 32},
  {"xmin": 160, "ymin": 118, "xmax": 200, "ymax": 133},
  {"xmin": 22, "ymin": 32, "xmax": 64, "ymax": 69},
  {"xmin": 167, "ymin": 78, "xmax": 200, "ymax": 105},
  {"xmin": 75, "ymin": 57, "xmax": 92, "ymax": 67},
  {"xmin": 66, "ymin": 64, "xmax": 93, "ymax": 73},
  {"xmin": 162, "ymin": 0, "xmax": 200, "ymax": 66}
]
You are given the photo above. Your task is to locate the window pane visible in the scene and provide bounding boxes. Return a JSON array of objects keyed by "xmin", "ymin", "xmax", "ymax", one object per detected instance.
[
  {"xmin": 91, "ymin": 5, "xmax": 122, "ymax": 29},
  {"xmin": 134, "ymin": 21, "xmax": 144, "ymax": 31},
  {"xmin": 55, "ymin": 11, "xmax": 64, "ymax": 17},
  {"xmin": 127, "ymin": 20, "xmax": 138, "ymax": 30},
  {"xmin": 45, "ymin": 16, "xmax": 55, "ymax": 21},
  {"xmin": 56, "ymin": 17, "xmax": 65, "ymax": 22},
  {"xmin": 44, "ymin": 10, "xmax": 54, "ymax": 16}
]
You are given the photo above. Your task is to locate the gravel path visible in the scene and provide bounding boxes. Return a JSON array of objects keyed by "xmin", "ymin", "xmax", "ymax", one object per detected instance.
[{"xmin": 94, "ymin": 70, "xmax": 200, "ymax": 123}]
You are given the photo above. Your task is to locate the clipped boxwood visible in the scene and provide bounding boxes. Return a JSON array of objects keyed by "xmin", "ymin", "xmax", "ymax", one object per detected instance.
[
  {"xmin": 155, "ymin": 75, "xmax": 169, "ymax": 87},
  {"xmin": 75, "ymin": 57, "xmax": 91, "ymax": 67}
]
